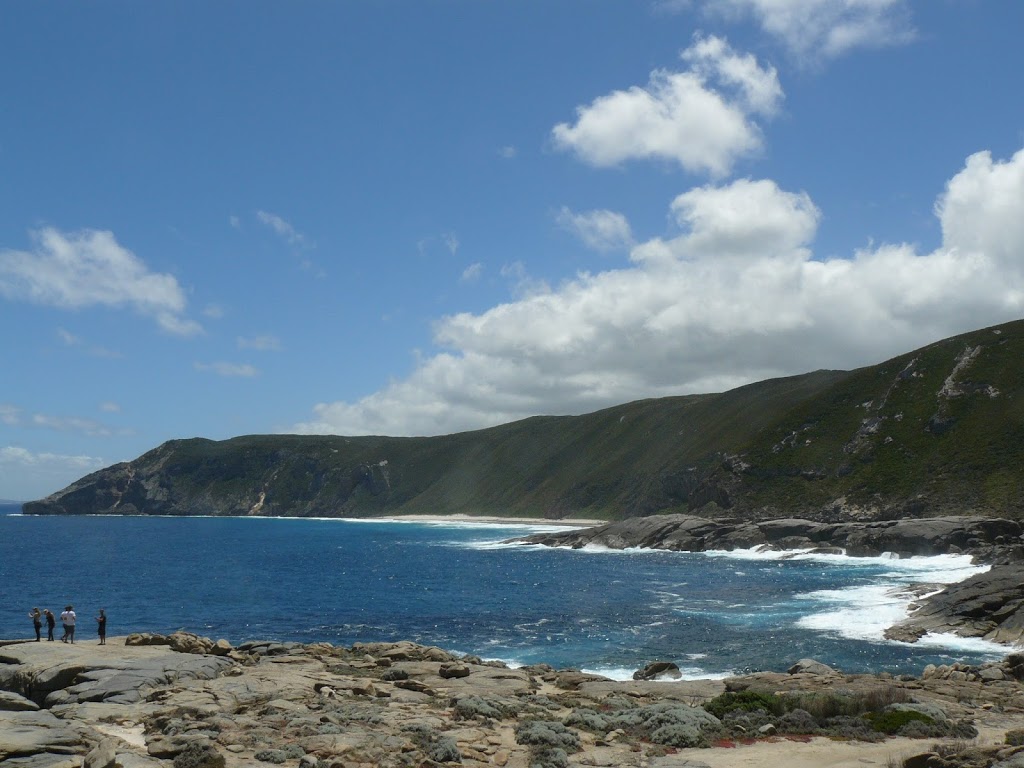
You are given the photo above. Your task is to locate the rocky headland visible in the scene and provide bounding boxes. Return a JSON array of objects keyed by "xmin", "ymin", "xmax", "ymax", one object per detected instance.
[{"xmin": 6, "ymin": 630, "xmax": 1024, "ymax": 768}]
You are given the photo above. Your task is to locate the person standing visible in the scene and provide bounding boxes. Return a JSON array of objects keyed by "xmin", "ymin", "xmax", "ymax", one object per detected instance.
[
  {"xmin": 28, "ymin": 608, "xmax": 42, "ymax": 641},
  {"xmin": 96, "ymin": 609, "xmax": 106, "ymax": 645},
  {"xmin": 60, "ymin": 605, "xmax": 76, "ymax": 643},
  {"xmin": 44, "ymin": 609, "xmax": 56, "ymax": 641}
]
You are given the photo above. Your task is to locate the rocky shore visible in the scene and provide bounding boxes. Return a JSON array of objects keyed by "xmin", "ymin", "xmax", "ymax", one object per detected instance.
[
  {"xmin": 514, "ymin": 514, "xmax": 1024, "ymax": 649},
  {"xmin": 5, "ymin": 630, "xmax": 1024, "ymax": 768}
]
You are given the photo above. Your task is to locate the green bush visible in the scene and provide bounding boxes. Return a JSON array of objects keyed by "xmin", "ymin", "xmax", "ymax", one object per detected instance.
[
  {"xmin": 863, "ymin": 709, "xmax": 934, "ymax": 735},
  {"xmin": 704, "ymin": 691, "xmax": 783, "ymax": 719}
]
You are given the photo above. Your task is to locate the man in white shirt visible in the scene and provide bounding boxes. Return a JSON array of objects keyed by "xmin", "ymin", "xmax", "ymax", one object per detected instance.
[{"xmin": 60, "ymin": 605, "xmax": 77, "ymax": 643}]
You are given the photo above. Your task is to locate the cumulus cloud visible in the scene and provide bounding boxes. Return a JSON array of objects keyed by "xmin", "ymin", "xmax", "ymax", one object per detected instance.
[
  {"xmin": 557, "ymin": 207, "xmax": 635, "ymax": 252},
  {"xmin": 0, "ymin": 228, "xmax": 201, "ymax": 336},
  {"xmin": 194, "ymin": 361, "xmax": 259, "ymax": 377},
  {"xmin": 294, "ymin": 147, "xmax": 1024, "ymax": 437},
  {"xmin": 0, "ymin": 446, "xmax": 107, "ymax": 500},
  {"xmin": 552, "ymin": 35, "xmax": 781, "ymax": 176},
  {"xmin": 708, "ymin": 0, "xmax": 915, "ymax": 60}
]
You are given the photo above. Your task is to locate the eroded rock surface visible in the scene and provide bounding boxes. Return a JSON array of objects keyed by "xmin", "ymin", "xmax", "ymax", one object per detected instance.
[{"xmin": 4, "ymin": 631, "xmax": 1024, "ymax": 767}]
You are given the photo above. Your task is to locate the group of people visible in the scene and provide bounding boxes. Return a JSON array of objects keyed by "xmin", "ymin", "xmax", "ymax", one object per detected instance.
[{"xmin": 28, "ymin": 606, "xmax": 106, "ymax": 644}]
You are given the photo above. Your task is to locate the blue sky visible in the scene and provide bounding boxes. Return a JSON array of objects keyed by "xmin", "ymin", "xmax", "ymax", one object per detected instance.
[{"xmin": 3, "ymin": 1, "xmax": 1024, "ymax": 501}]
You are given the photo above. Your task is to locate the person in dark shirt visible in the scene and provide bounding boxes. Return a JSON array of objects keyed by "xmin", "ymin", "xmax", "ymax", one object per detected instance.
[
  {"xmin": 96, "ymin": 609, "xmax": 107, "ymax": 645},
  {"xmin": 28, "ymin": 607, "xmax": 41, "ymax": 641},
  {"xmin": 43, "ymin": 609, "xmax": 55, "ymax": 641}
]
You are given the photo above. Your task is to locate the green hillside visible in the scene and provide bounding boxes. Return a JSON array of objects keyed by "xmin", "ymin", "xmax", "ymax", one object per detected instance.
[{"xmin": 24, "ymin": 319, "xmax": 1024, "ymax": 521}]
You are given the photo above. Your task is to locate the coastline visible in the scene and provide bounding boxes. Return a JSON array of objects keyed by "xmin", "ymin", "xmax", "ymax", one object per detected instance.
[
  {"xmin": 366, "ymin": 513, "xmax": 605, "ymax": 526},
  {"xmin": 3, "ymin": 631, "xmax": 1024, "ymax": 768}
]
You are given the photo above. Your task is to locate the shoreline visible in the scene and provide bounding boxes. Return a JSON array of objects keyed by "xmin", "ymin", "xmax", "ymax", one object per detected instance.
[
  {"xmin": 365, "ymin": 513, "xmax": 605, "ymax": 526},
  {"xmin": 3, "ymin": 632, "xmax": 1024, "ymax": 768}
]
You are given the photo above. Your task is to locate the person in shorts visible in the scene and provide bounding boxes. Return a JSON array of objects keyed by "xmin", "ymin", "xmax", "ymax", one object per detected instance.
[{"xmin": 60, "ymin": 605, "xmax": 77, "ymax": 643}]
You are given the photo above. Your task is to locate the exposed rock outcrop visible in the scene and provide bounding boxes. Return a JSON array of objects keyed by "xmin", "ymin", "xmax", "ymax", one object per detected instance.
[
  {"xmin": 885, "ymin": 565, "xmax": 1024, "ymax": 645},
  {"xmin": 514, "ymin": 513, "xmax": 1024, "ymax": 560},
  {"xmin": 5, "ymin": 634, "xmax": 1024, "ymax": 768}
]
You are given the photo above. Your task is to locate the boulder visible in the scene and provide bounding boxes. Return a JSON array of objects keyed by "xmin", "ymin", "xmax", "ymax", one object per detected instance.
[
  {"xmin": 439, "ymin": 664, "xmax": 471, "ymax": 679},
  {"xmin": 83, "ymin": 738, "xmax": 118, "ymax": 768},
  {"xmin": 786, "ymin": 659, "xmax": 837, "ymax": 676},
  {"xmin": 633, "ymin": 661, "xmax": 682, "ymax": 681},
  {"xmin": 0, "ymin": 691, "xmax": 40, "ymax": 711}
]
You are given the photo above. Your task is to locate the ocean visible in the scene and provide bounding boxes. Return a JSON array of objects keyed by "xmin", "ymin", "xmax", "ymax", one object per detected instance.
[{"xmin": 0, "ymin": 507, "xmax": 1007, "ymax": 679}]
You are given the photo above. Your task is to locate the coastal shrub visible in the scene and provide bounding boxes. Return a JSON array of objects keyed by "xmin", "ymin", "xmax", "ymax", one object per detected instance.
[
  {"xmin": 173, "ymin": 743, "xmax": 225, "ymax": 768},
  {"xmin": 1006, "ymin": 728, "xmax": 1024, "ymax": 746},
  {"xmin": 607, "ymin": 703, "xmax": 721, "ymax": 747},
  {"xmin": 721, "ymin": 708, "xmax": 773, "ymax": 733},
  {"xmin": 528, "ymin": 747, "xmax": 569, "ymax": 768},
  {"xmin": 704, "ymin": 691, "xmax": 783, "ymax": 719},
  {"xmin": 380, "ymin": 668, "xmax": 409, "ymax": 681},
  {"xmin": 860, "ymin": 685, "xmax": 912, "ymax": 712},
  {"xmin": 649, "ymin": 723, "xmax": 706, "ymax": 748},
  {"xmin": 427, "ymin": 735, "xmax": 461, "ymax": 763},
  {"xmin": 782, "ymin": 691, "xmax": 861, "ymax": 720},
  {"xmin": 864, "ymin": 709, "xmax": 934, "ymax": 735},
  {"xmin": 821, "ymin": 716, "xmax": 883, "ymax": 743},
  {"xmin": 564, "ymin": 708, "xmax": 609, "ymax": 733},
  {"xmin": 777, "ymin": 708, "xmax": 820, "ymax": 735},
  {"xmin": 253, "ymin": 749, "xmax": 288, "ymax": 764},
  {"xmin": 453, "ymin": 695, "xmax": 521, "ymax": 721},
  {"xmin": 515, "ymin": 721, "xmax": 581, "ymax": 753}
]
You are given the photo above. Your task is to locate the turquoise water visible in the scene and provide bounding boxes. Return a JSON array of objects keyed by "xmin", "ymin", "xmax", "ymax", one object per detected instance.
[{"xmin": 0, "ymin": 511, "xmax": 1005, "ymax": 678}]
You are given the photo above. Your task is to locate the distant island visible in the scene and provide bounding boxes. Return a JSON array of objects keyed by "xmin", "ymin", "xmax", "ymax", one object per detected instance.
[{"xmin": 23, "ymin": 319, "xmax": 1024, "ymax": 523}]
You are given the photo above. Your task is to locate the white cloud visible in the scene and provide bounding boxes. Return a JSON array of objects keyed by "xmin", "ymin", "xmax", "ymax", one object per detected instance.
[
  {"xmin": 461, "ymin": 262, "xmax": 483, "ymax": 282},
  {"xmin": 0, "ymin": 446, "xmax": 107, "ymax": 500},
  {"xmin": 56, "ymin": 327, "xmax": 79, "ymax": 346},
  {"xmin": 31, "ymin": 413, "xmax": 115, "ymax": 437},
  {"xmin": 0, "ymin": 227, "xmax": 201, "ymax": 336},
  {"xmin": 229, "ymin": 215, "xmax": 241, "ymax": 230},
  {"xmin": 557, "ymin": 207, "xmax": 635, "ymax": 252},
  {"xmin": 237, "ymin": 334, "xmax": 282, "ymax": 351},
  {"xmin": 99, "ymin": 401, "xmax": 121, "ymax": 413},
  {"xmin": 500, "ymin": 262, "xmax": 550, "ymax": 299},
  {"xmin": 552, "ymin": 35, "xmax": 781, "ymax": 176},
  {"xmin": 203, "ymin": 303, "xmax": 225, "ymax": 319},
  {"xmin": 499, "ymin": 145, "xmax": 518, "ymax": 159},
  {"xmin": 0, "ymin": 405, "xmax": 20, "ymax": 426},
  {"xmin": 708, "ymin": 0, "xmax": 915, "ymax": 60},
  {"xmin": 257, "ymin": 210, "xmax": 308, "ymax": 247},
  {"xmin": 295, "ymin": 147, "xmax": 1024, "ymax": 437},
  {"xmin": 194, "ymin": 361, "xmax": 259, "ymax": 377},
  {"xmin": 442, "ymin": 233, "xmax": 460, "ymax": 255}
]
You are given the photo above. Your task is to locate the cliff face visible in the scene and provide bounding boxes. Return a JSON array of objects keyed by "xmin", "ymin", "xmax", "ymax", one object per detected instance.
[{"xmin": 23, "ymin": 319, "xmax": 1024, "ymax": 522}]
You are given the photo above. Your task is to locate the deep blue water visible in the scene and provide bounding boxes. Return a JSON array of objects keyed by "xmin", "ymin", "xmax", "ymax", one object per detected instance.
[{"xmin": 0, "ymin": 510, "xmax": 1007, "ymax": 678}]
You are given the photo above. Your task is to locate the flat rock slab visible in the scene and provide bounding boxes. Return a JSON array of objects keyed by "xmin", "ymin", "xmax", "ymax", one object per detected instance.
[
  {"xmin": 0, "ymin": 638, "xmax": 234, "ymax": 706},
  {"xmin": 0, "ymin": 709, "xmax": 93, "ymax": 761}
]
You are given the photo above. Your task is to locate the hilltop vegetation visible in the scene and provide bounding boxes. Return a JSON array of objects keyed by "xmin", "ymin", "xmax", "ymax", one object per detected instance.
[{"xmin": 24, "ymin": 320, "xmax": 1024, "ymax": 521}]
